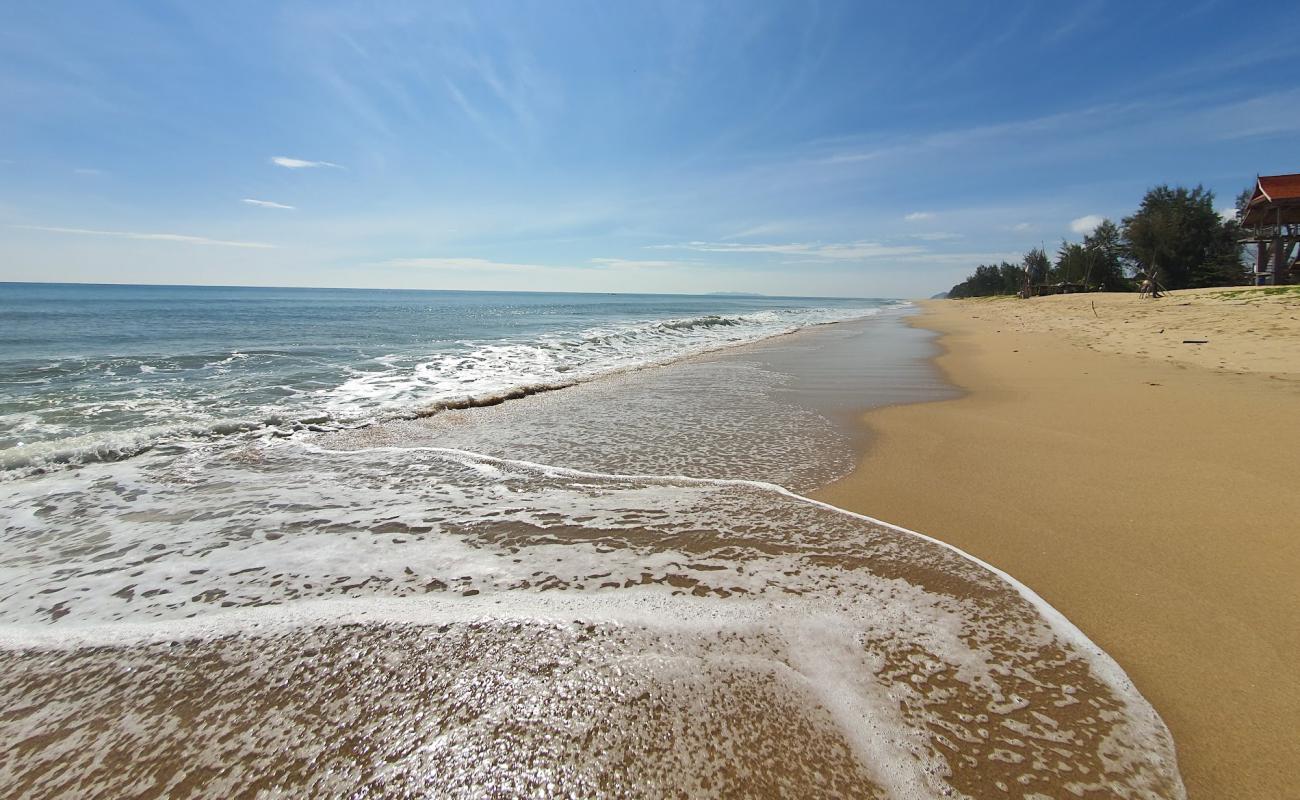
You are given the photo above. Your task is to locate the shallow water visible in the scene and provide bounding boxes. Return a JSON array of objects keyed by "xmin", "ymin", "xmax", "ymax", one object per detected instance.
[
  {"xmin": 330, "ymin": 312, "xmax": 957, "ymax": 491},
  {"xmin": 1, "ymin": 445, "xmax": 1182, "ymax": 798}
]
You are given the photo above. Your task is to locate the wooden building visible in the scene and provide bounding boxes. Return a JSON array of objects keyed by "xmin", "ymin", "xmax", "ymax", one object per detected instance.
[{"xmin": 1240, "ymin": 174, "xmax": 1300, "ymax": 285}]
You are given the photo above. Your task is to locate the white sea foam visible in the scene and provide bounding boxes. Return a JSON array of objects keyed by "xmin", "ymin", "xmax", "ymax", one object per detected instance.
[
  {"xmin": 0, "ymin": 441, "xmax": 1185, "ymax": 798},
  {"xmin": 320, "ymin": 305, "xmax": 892, "ymax": 418}
]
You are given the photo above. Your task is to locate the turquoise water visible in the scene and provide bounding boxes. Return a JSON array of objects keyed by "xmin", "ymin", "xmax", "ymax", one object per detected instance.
[{"xmin": 0, "ymin": 282, "xmax": 892, "ymax": 472}]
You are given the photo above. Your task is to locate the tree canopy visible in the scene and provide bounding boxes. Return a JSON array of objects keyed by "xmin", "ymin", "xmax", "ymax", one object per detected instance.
[
  {"xmin": 944, "ymin": 182, "xmax": 1244, "ymax": 298},
  {"xmin": 1023, "ymin": 247, "xmax": 1050, "ymax": 285},
  {"xmin": 1082, "ymin": 220, "xmax": 1131, "ymax": 290},
  {"xmin": 1121, "ymin": 185, "xmax": 1244, "ymax": 289},
  {"xmin": 947, "ymin": 262, "xmax": 1025, "ymax": 299}
]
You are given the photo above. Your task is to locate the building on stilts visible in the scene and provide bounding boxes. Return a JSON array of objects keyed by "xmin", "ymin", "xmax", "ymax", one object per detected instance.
[{"xmin": 1240, "ymin": 174, "xmax": 1300, "ymax": 286}]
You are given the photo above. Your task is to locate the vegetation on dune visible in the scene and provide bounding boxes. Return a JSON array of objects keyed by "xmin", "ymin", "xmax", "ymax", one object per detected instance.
[
  {"xmin": 946, "ymin": 183, "xmax": 1250, "ymax": 298},
  {"xmin": 1211, "ymin": 285, "xmax": 1300, "ymax": 301}
]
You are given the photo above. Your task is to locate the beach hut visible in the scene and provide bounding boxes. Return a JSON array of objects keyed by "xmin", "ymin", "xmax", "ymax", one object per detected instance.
[{"xmin": 1240, "ymin": 174, "xmax": 1300, "ymax": 285}]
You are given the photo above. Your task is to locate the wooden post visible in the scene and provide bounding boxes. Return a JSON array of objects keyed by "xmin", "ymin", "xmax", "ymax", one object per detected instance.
[
  {"xmin": 1274, "ymin": 233, "xmax": 1286, "ymax": 286},
  {"xmin": 1256, "ymin": 237, "xmax": 1270, "ymax": 286},
  {"xmin": 1274, "ymin": 208, "xmax": 1292, "ymax": 286}
]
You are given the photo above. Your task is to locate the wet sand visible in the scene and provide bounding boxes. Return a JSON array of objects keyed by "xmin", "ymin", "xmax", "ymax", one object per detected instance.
[{"xmin": 814, "ymin": 289, "xmax": 1300, "ymax": 799}]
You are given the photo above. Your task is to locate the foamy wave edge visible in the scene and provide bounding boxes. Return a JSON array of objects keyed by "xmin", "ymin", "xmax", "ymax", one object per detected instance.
[
  {"xmin": 0, "ymin": 442, "xmax": 1185, "ymax": 799},
  {"xmin": 0, "ymin": 304, "xmax": 902, "ymax": 480},
  {"xmin": 0, "ymin": 441, "xmax": 1160, "ymax": 715}
]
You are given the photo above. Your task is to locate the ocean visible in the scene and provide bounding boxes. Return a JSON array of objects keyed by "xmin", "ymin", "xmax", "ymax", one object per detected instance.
[
  {"xmin": 0, "ymin": 283, "xmax": 891, "ymax": 474},
  {"xmin": 0, "ymin": 283, "xmax": 1183, "ymax": 798}
]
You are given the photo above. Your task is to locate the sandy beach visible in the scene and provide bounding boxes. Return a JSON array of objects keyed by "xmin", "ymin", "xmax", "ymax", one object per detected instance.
[{"xmin": 815, "ymin": 286, "xmax": 1300, "ymax": 799}]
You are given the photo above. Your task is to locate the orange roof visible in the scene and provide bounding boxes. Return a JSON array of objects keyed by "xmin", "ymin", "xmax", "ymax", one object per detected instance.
[
  {"xmin": 1242, "ymin": 173, "xmax": 1300, "ymax": 226},
  {"xmin": 1255, "ymin": 174, "xmax": 1300, "ymax": 203}
]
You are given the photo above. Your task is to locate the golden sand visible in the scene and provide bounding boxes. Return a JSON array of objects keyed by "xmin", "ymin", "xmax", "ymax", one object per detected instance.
[{"xmin": 814, "ymin": 286, "xmax": 1300, "ymax": 799}]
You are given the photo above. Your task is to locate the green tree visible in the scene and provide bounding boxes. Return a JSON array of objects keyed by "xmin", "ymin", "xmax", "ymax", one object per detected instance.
[
  {"xmin": 1194, "ymin": 216, "xmax": 1247, "ymax": 286},
  {"xmin": 1122, "ymin": 185, "xmax": 1244, "ymax": 289},
  {"xmin": 1234, "ymin": 185, "xmax": 1254, "ymax": 220},
  {"xmin": 1081, "ymin": 219, "xmax": 1131, "ymax": 290},
  {"xmin": 997, "ymin": 261, "xmax": 1025, "ymax": 294},
  {"xmin": 1023, "ymin": 247, "xmax": 1050, "ymax": 285},
  {"xmin": 947, "ymin": 261, "xmax": 1026, "ymax": 298},
  {"xmin": 1052, "ymin": 241, "xmax": 1089, "ymax": 284}
]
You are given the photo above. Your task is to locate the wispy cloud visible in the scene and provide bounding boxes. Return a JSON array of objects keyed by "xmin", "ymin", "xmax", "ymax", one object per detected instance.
[
  {"xmin": 1008, "ymin": 222, "xmax": 1034, "ymax": 232},
  {"xmin": 13, "ymin": 225, "xmax": 276, "ymax": 249},
  {"xmin": 808, "ymin": 89, "xmax": 1300, "ymax": 177},
  {"xmin": 812, "ymin": 102, "xmax": 1143, "ymax": 167},
  {"xmin": 721, "ymin": 222, "xmax": 793, "ymax": 240},
  {"xmin": 651, "ymin": 240, "xmax": 926, "ymax": 260},
  {"xmin": 270, "ymin": 156, "xmax": 343, "ymax": 169},
  {"xmin": 906, "ymin": 232, "xmax": 962, "ymax": 241},
  {"xmin": 1070, "ymin": 214, "xmax": 1105, "ymax": 234},
  {"xmin": 381, "ymin": 256, "xmax": 688, "ymax": 273},
  {"xmin": 1044, "ymin": 0, "xmax": 1106, "ymax": 44},
  {"xmin": 380, "ymin": 257, "xmax": 547, "ymax": 273},
  {"xmin": 1191, "ymin": 88, "xmax": 1300, "ymax": 141},
  {"xmin": 241, "ymin": 198, "xmax": 296, "ymax": 210},
  {"xmin": 443, "ymin": 78, "xmax": 520, "ymax": 156},
  {"xmin": 904, "ymin": 211, "xmax": 934, "ymax": 222},
  {"xmin": 893, "ymin": 250, "xmax": 1025, "ymax": 266},
  {"xmin": 589, "ymin": 257, "xmax": 687, "ymax": 269}
]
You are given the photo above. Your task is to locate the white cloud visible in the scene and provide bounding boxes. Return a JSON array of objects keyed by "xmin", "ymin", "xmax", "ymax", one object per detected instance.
[
  {"xmin": 1217, "ymin": 208, "xmax": 1236, "ymax": 222},
  {"xmin": 1069, "ymin": 214, "xmax": 1105, "ymax": 235},
  {"xmin": 721, "ymin": 222, "xmax": 792, "ymax": 240},
  {"xmin": 904, "ymin": 211, "xmax": 934, "ymax": 222},
  {"xmin": 271, "ymin": 156, "xmax": 342, "ymax": 169},
  {"xmin": 906, "ymin": 232, "xmax": 963, "ymax": 241},
  {"xmin": 13, "ymin": 225, "xmax": 275, "ymax": 249},
  {"xmin": 817, "ymin": 151, "xmax": 883, "ymax": 165},
  {"xmin": 651, "ymin": 240, "xmax": 926, "ymax": 260},
  {"xmin": 383, "ymin": 256, "xmax": 689, "ymax": 273},
  {"xmin": 589, "ymin": 257, "xmax": 686, "ymax": 269},
  {"xmin": 241, "ymin": 198, "xmax": 296, "ymax": 210},
  {"xmin": 380, "ymin": 257, "xmax": 547, "ymax": 273},
  {"xmin": 1009, "ymin": 222, "xmax": 1033, "ymax": 232},
  {"xmin": 894, "ymin": 250, "xmax": 1024, "ymax": 266}
]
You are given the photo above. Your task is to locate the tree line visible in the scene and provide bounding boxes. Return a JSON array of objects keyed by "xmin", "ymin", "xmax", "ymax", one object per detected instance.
[{"xmin": 946, "ymin": 184, "xmax": 1247, "ymax": 299}]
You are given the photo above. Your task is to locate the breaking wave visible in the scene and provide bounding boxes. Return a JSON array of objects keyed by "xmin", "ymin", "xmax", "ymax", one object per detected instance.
[{"xmin": 0, "ymin": 304, "xmax": 895, "ymax": 479}]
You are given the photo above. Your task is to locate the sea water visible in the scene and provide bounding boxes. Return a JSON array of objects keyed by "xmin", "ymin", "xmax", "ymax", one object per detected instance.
[
  {"xmin": 0, "ymin": 283, "xmax": 890, "ymax": 474},
  {"xmin": 0, "ymin": 282, "xmax": 1184, "ymax": 798}
]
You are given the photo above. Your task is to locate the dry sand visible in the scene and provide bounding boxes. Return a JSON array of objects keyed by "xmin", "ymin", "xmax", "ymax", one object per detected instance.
[{"xmin": 814, "ymin": 286, "xmax": 1300, "ymax": 799}]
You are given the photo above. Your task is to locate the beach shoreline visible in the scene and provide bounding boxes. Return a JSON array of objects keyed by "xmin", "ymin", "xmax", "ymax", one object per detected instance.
[
  {"xmin": 1, "ymin": 297, "xmax": 1194, "ymax": 798},
  {"xmin": 813, "ymin": 289, "xmax": 1300, "ymax": 799}
]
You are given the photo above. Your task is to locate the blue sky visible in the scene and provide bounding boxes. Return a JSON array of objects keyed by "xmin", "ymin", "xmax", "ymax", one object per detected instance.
[{"xmin": 2, "ymin": 1, "xmax": 1297, "ymax": 298}]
